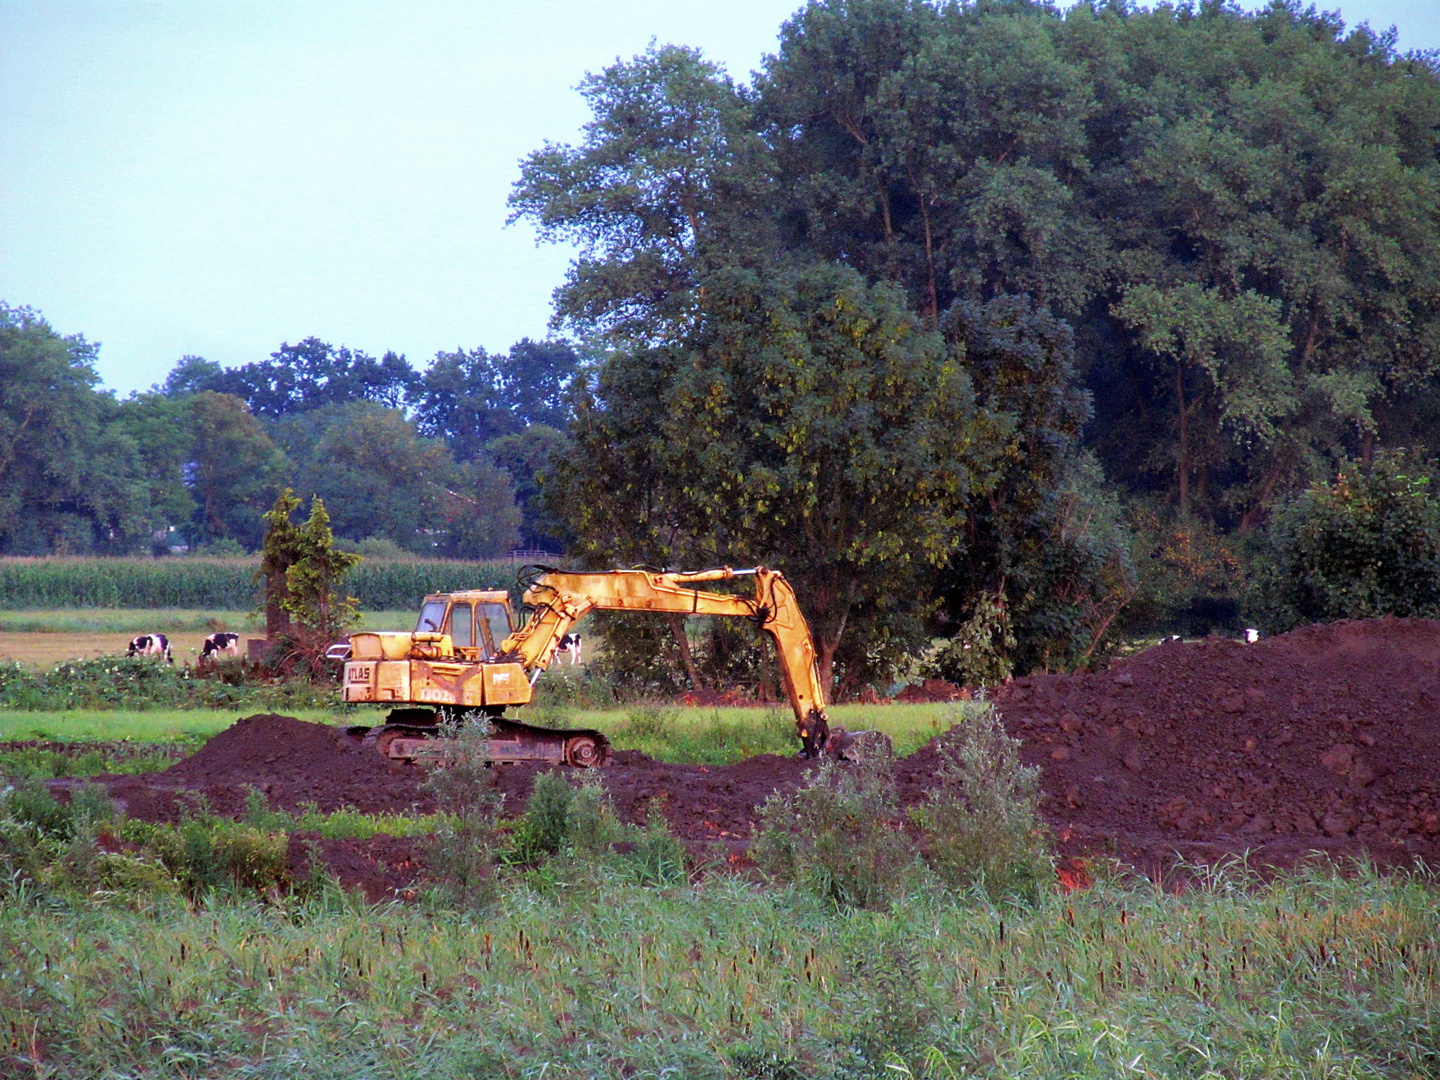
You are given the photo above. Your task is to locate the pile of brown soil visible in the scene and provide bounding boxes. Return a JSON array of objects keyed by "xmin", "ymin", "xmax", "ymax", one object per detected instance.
[
  {"xmin": 979, "ymin": 616, "xmax": 1440, "ymax": 872},
  {"xmin": 285, "ymin": 833, "xmax": 428, "ymax": 903},
  {"xmin": 65, "ymin": 617, "xmax": 1440, "ymax": 893},
  {"xmin": 104, "ymin": 713, "xmax": 434, "ymax": 822}
]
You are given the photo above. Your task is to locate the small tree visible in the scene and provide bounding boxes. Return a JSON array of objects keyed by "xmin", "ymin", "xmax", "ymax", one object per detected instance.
[
  {"xmin": 257, "ymin": 489, "xmax": 361, "ymax": 641},
  {"xmin": 282, "ymin": 496, "xmax": 361, "ymax": 639},
  {"xmin": 258, "ymin": 489, "xmax": 302, "ymax": 637}
]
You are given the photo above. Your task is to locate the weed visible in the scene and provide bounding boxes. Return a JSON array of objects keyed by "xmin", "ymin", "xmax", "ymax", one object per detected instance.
[
  {"xmin": 424, "ymin": 717, "xmax": 503, "ymax": 910},
  {"xmin": 621, "ymin": 702, "xmax": 679, "ymax": 739},
  {"xmin": 753, "ymin": 752, "xmax": 919, "ymax": 910},
  {"xmin": 910, "ymin": 705, "xmax": 1052, "ymax": 901},
  {"xmin": 624, "ymin": 811, "xmax": 687, "ymax": 888}
]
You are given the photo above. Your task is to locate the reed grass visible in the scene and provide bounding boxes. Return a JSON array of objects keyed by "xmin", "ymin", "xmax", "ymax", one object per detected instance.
[{"xmin": 2, "ymin": 860, "xmax": 1434, "ymax": 1078}]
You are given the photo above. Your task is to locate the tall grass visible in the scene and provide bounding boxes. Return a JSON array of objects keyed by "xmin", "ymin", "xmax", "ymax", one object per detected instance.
[
  {"xmin": 0, "ymin": 557, "xmax": 520, "ymax": 610},
  {"xmin": 1, "ymin": 861, "xmax": 1436, "ymax": 1077}
]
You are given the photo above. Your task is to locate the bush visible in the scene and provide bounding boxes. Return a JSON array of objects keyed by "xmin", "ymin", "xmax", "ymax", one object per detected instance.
[
  {"xmin": 922, "ymin": 592, "xmax": 1015, "ymax": 688},
  {"xmin": 1249, "ymin": 451, "xmax": 1440, "ymax": 632},
  {"xmin": 507, "ymin": 770, "xmax": 625, "ymax": 866},
  {"xmin": 620, "ymin": 703, "xmax": 678, "ymax": 739},
  {"xmin": 508, "ymin": 771, "xmax": 576, "ymax": 863},
  {"xmin": 910, "ymin": 707, "xmax": 1051, "ymax": 901},
  {"xmin": 752, "ymin": 753, "xmax": 918, "ymax": 910},
  {"xmin": 0, "ymin": 656, "xmax": 336, "ymax": 711},
  {"xmin": 424, "ymin": 718, "xmax": 503, "ymax": 909},
  {"xmin": 147, "ymin": 816, "xmax": 289, "ymax": 898}
]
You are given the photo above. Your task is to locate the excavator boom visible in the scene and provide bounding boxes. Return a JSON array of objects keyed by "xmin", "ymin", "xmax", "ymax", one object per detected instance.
[{"xmin": 503, "ymin": 566, "xmax": 830, "ymax": 755}]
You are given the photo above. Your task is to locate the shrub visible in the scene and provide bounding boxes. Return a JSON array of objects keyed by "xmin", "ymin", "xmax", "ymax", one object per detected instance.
[
  {"xmin": 922, "ymin": 592, "xmax": 1015, "ymax": 688},
  {"xmin": 424, "ymin": 718, "xmax": 503, "ymax": 909},
  {"xmin": 621, "ymin": 703, "xmax": 678, "ymax": 739},
  {"xmin": 1249, "ymin": 451, "xmax": 1440, "ymax": 632},
  {"xmin": 507, "ymin": 771, "xmax": 576, "ymax": 864},
  {"xmin": 624, "ymin": 812, "xmax": 687, "ymax": 887},
  {"xmin": 148, "ymin": 817, "xmax": 289, "ymax": 898},
  {"xmin": 910, "ymin": 706, "xmax": 1051, "ymax": 901},
  {"xmin": 752, "ymin": 753, "xmax": 918, "ymax": 910}
]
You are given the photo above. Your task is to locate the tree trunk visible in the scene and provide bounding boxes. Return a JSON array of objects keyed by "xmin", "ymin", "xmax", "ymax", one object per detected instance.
[
  {"xmin": 817, "ymin": 635, "xmax": 838, "ymax": 698},
  {"xmin": 265, "ymin": 569, "xmax": 292, "ymax": 638},
  {"xmin": 665, "ymin": 613, "xmax": 705, "ymax": 691},
  {"xmin": 1176, "ymin": 363, "xmax": 1190, "ymax": 514}
]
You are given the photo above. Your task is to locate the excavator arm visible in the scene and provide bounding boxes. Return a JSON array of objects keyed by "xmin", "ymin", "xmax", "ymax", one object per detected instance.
[{"xmin": 501, "ymin": 567, "xmax": 831, "ymax": 757}]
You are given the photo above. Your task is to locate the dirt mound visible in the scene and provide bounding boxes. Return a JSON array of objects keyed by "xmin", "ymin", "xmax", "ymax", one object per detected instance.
[
  {"xmin": 982, "ymin": 616, "xmax": 1440, "ymax": 871},
  {"xmin": 104, "ymin": 714, "xmax": 434, "ymax": 821},
  {"xmin": 896, "ymin": 678, "xmax": 972, "ymax": 703},
  {"xmin": 79, "ymin": 617, "xmax": 1440, "ymax": 886}
]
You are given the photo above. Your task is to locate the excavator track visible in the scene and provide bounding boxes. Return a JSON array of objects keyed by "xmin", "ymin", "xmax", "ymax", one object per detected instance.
[{"xmin": 355, "ymin": 710, "xmax": 612, "ymax": 767}]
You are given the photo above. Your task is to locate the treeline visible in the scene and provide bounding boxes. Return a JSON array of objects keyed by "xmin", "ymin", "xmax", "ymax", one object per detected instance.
[
  {"xmin": 0, "ymin": 309, "xmax": 572, "ymax": 558},
  {"xmin": 6, "ymin": 0, "xmax": 1440, "ymax": 688},
  {"xmin": 508, "ymin": 0, "xmax": 1440, "ymax": 688},
  {"xmin": 0, "ymin": 558, "xmax": 515, "ymax": 611}
]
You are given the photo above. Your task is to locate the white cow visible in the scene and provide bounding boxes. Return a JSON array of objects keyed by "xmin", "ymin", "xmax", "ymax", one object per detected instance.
[
  {"xmin": 558, "ymin": 633, "xmax": 583, "ymax": 665},
  {"xmin": 201, "ymin": 631, "xmax": 241, "ymax": 660},
  {"xmin": 126, "ymin": 633, "xmax": 173, "ymax": 663}
]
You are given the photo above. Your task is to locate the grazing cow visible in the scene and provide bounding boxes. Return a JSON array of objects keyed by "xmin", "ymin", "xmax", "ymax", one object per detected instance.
[
  {"xmin": 823, "ymin": 726, "xmax": 894, "ymax": 764},
  {"xmin": 558, "ymin": 632, "xmax": 583, "ymax": 665},
  {"xmin": 126, "ymin": 633, "xmax": 172, "ymax": 663},
  {"xmin": 201, "ymin": 631, "xmax": 241, "ymax": 661}
]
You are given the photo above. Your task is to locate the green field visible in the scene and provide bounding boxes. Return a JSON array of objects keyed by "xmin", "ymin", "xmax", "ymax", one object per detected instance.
[{"xmin": 0, "ymin": 702, "xmax": 964, "ymax": 763}]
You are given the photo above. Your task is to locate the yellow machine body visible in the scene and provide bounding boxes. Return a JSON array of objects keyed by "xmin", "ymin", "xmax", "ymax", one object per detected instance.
[{"xmin": 340, "ymin": 568, "xmax": 831, "ymax": 758}]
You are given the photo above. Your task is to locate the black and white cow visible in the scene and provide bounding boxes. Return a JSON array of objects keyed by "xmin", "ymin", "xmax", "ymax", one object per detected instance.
[
  {"xmin": 127, "ymin": 633, "xmax": 172, "ymax": 663},
  {"xmin": 558, "ymin": 632, "xmax": 583, "ymax": 665},
  {"xmin": 201, "ymin": 631, "xmax": 241, "ymax": 661}
]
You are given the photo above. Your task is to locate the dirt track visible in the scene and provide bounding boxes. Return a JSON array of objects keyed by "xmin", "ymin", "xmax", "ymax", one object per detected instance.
[{"xmin": 75, "ymin": 617, "xmax": 1440, "ymax": 897}]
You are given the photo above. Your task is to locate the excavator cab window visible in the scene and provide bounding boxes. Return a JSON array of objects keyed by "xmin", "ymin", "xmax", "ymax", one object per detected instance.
[
  {"xmin": 416, "ymin": 600, "xmax": 447, "ymax": 633},
  {"xmin": 477, "ymin": 602, "xmax": 511, "ymax": 657},
  {"xmin": 448, "ymin": 603, "xmax": 474, "ymax": 649}
]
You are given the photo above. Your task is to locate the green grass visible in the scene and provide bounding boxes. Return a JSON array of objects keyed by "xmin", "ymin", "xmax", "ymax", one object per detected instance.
[
  {"xmin": 0, "ymin": 609, "xmax": 416, "ymax": 634},
  {"xmin": 0, "ymin": 703, "xmax": 962, "ymax": 765},
  {"xmin": 0, "ymin": 708, "xmax": 388, "ymax": 743},
  {"xmin": 2, "ymin": 861, "xmax": 1436, "ymax": 1077}
]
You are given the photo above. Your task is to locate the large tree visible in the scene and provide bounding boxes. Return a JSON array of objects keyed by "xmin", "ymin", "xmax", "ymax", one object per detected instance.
[
  {"xmin": 188, "ymin": 391, "xmax": 289, "ymax": 549},
  {"xmin": 551, "ymin": 263, "xmax": 1002, "ymax": 688},
  {"xmin": 167, "ymin": 338, "xmax": 417, "ymax": 418},
  {"xmin": 0, "ymin": 305, "xmax": 151, "ymax": 553},
  {"xmin": 757, "ymin": 0, "xmax": 1440, "ymax": 527}
]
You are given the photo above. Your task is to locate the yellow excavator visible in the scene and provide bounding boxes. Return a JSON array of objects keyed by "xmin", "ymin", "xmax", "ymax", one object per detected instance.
[{"xmin": 340, "ymin": 566, "xmax": 831, "ymax": 763}]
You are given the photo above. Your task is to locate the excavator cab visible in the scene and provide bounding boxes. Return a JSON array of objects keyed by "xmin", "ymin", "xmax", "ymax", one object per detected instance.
[{"xmin": 415, "ymin": 591, "xmax": 514, "ymax": 661}]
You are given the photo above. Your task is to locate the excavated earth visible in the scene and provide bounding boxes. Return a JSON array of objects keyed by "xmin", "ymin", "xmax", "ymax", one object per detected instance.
[{"xmin": 43, "ymin": 616, "xmax": 1440, "ymax": 897}]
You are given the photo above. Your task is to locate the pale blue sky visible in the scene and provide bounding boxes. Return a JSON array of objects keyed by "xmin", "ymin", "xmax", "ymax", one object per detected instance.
[{"xmin": 2, "ymin": 0, "xmax": 1436, "ymax": 398}]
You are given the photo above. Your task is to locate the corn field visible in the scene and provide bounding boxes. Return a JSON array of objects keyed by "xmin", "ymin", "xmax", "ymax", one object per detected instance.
[{"xmin": 0, "ymin": 558, "xmax": 518, "ymax": 611}]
